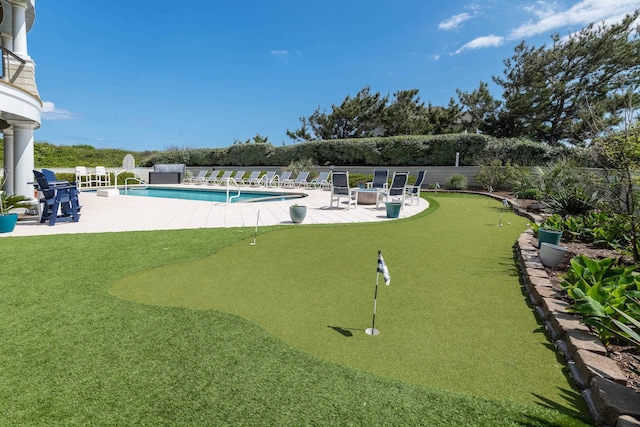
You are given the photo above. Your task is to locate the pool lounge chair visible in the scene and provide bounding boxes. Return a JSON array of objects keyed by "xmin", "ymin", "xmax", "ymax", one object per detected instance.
[
  {"xmin": 184, "ymin": 170, "xmax": 208, "ymax": 184},
  {"xmin": 405, "ymin": 170, "xmax": 426, "ymax": 205},
  {"xmin": 204, "ymin": 170, "xmax": 222, "ymax": 185},
  {"xmin": 259, "ymin": 171, "xmax": 278, "ymax": 187},
  {"xmin": 282, "ymin": 171, "xmax": 309, "ymax": 188},
  {"xmin": 210, "ymin": 170, "xmax": 233, "ymax": 185},
  {"xmin": 242, "ymin": 171, "xmax": 262, "ymax": 186},
  {"xmin": 329, "ymin": 171, "xmax": 356, "ymax": 210},
  {"xmin": 382, "ymin": 172, "xmax": 409, "ymax": 208},
  {"xmin": 230, "ymin": 170, "xmax": 245, "ymax": 184},
  {"xmin": 278, "ymin": 171, "xmax": 293, "ymax": 186},
  {"xmin": 310, "ymin": 171, "xmax": 331, "ymax": 189}
]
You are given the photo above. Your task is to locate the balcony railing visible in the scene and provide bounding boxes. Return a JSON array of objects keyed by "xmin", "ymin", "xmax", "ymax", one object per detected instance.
[{"xmin": 1, "ymin": 45, "xmax": 26, "ymax": 83}]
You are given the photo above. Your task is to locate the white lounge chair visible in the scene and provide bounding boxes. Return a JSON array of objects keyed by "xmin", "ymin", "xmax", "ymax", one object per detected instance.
[
  {"xmin": 242, "ymin": 171, "xmax": 262, "ymax": 186},
  {"xmin": 282, "ymin": 171, "xmax": 309, "ymax": 188},
  {"xmin": 310, "ymin": 171, "xmax": 331, "ymax": 189},
  {"xmin": 278, "ymin": 171, "xmax": 293, "ymax": 186},
  {"xmin": 204, "ymin": 170, "xmax": 222, "ymax": 185},
  {"xmin": 210, "ymin": 170, "xmax": 233, "ymax": 185},
  {"xmin": 226, "ymin": 170, "xmax": 244, "ymax": 185},
  {"xmin": 259, "ymin": 171, "xmax": 278, "ymax": 187},
  {"xmin": 184, "ymin": 170, "xmax": 208, "ymax": 184},
  {"xmin": 329, "ymin": 171, "xmax": 356, "ymax": 210}
]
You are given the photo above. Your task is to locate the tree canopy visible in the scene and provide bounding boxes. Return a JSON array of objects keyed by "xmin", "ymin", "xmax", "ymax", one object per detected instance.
[{"xmin": 286, "ymin": 87, "xmax": 463, "ymax": 142}]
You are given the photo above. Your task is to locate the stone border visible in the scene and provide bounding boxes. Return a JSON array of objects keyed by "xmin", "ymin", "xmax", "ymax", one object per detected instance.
[{"xmin": 503, "ymin": 195, "xmax": 640, "ymax": 427}]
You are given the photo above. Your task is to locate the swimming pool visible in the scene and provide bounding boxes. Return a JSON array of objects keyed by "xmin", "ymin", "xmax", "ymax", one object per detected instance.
[{"xmin": 119, "ymin": 186, "xmax": 307, "ymax": 203}]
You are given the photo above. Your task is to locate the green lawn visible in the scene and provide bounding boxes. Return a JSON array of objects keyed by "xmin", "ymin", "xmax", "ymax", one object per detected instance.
[{"xmin": 0, "ymin": 194, "xmax": 591, "ymax": 426}]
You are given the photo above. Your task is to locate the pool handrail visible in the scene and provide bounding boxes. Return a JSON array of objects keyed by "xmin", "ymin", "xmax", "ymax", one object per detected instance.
[{"xmin": 226, "ymin": 179, "xmax": 241, "ymax": 205}]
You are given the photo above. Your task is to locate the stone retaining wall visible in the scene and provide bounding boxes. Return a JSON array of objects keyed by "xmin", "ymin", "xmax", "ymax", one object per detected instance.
[{"xmin": 506, "ymin": 197, "xmax": 640, "ymax": 427}]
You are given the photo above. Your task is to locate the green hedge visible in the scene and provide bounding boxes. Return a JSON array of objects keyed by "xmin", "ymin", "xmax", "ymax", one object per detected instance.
[
  {"xmin": 0, "ymin": 135, "xmax": 593, "ymax": 169},
  {"xmin": 139, "ymin": 134, "xmax": 591, "ymax": 167}
]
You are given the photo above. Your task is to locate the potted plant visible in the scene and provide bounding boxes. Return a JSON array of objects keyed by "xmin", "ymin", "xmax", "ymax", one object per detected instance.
[
  {"xmin": 0, "ymin": 173, "xmax": 31, "ymax": 233},
  {"xmin": 289, "ymin": 204, "xmax": 307, "ymax": 223}
]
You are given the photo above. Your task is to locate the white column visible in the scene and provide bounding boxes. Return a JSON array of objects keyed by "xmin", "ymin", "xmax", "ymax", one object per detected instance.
[
  {"xmin": 9, "ymin": 0, "xmax": 30, "ymax": 60},
  {"xmin": 1, "ymin": 32, "xmax": 14, "ymax": 51},
  {"xmin": 3, "ymin": 128, "xmax": 15, "ymax": 194},
  {"xmin": 11, "ymin": 122, "xmax": 34, "ymax": 198}
]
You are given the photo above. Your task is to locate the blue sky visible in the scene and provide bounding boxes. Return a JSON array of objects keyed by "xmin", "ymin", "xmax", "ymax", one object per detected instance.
[{"xmin": 30, "ymin": 0, "xmax": 640, "ymax": 151}]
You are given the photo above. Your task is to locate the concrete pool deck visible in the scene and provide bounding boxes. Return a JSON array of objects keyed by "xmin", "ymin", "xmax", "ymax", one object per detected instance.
[{"xmin": 5, "ymin": 184, "xmax": 429, "ymax": 237}]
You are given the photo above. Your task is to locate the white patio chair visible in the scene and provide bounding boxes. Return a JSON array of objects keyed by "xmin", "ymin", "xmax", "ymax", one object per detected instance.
[
  {"xmin": 329, "ymin": 171, "xmax": 356, "ymax": 210},
  {"xmin": 405, "ymin": 170, "xmax": 426, "ymax": 205},
  {"xmin": 382, "ymin": 172, "xmax": 409, "ymax": 208}
]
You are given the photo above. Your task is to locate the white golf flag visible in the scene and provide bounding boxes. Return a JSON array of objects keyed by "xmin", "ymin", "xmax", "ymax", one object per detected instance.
[{"xmin": 377, "ymin": 252, "xmax": 391, "ymax": 286}]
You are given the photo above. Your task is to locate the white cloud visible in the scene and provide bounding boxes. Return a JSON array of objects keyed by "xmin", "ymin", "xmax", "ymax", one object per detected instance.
[
  {"xmin": 41, "ymin": 101, "xmax": 75, "ymax": 120},
  {"xmin": 509, "ymin": 0, "xmax": 640, "ymax": 39},
  {"xmin": 432, "ymin": 54, "xmax": 441, "ymax": 60},
  {"xmin": 439, "ymin": 12, "xmax": 473, "ymax": 30},
  {"xmin": 454, "ymin": 35, "xmax": 504, "ymax": 54},
  {"xmin": 270, "ymin": 50, "xmax": 289, "ymax": 57}
]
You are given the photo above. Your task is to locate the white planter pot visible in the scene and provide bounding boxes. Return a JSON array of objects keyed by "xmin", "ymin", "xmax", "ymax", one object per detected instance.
[{"xmin": 539, "ymin": 242, "xmax": 568, "ymax": 268}]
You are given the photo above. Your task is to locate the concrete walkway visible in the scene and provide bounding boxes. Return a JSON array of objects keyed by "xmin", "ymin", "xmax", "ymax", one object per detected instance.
[{"xmin": 5, "ymin": 184, "xmax": 429, "ymax": 237}]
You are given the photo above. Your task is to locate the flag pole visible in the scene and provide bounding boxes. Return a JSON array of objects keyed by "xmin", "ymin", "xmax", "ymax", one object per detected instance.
[
  {"xmin": 365, "ymin": 268, "xmax": 380, "ymax": 336},
  {"xmin": 366, "ymin": 250, "xmax": 389, "ymax": 336},
  {"xmin": 250, "ymin": 209, "xmax": 260, "ymax": 245}
]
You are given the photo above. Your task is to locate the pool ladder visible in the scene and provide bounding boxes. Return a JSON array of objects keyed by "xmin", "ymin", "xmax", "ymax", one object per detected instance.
[{"xmin": 225, "ymin": 179, "xmax": 241, "ymax": 204}]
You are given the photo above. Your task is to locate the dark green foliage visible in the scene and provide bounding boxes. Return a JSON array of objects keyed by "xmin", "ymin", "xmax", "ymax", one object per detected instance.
[
  {"xmin": 540, "ymin": 212, "xmax": 631, "ymax": 251},
  {"xmin": 519, "ymin": 188, "xmax": 542, "ymax": 200},
  {"xmin": 446, "ymin": 174, "xmax": 467, "ymax": 190},
  {"xmin": 544, "ymin": 190, "xmax": 600, "ymax": 216},
  {"xmin": 491, "ymin": 12, "xmax": 640, "ymax": 145}
]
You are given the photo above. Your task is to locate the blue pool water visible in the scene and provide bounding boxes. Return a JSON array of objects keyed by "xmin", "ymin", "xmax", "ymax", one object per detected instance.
[{"xmin": 119, "ymin": 187, "xmax": 306, "ymax": 203}]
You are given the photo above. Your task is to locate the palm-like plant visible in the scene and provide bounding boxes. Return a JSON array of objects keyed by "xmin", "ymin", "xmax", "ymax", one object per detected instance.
[{"xmin": 0, "ymin": 168, "xmax": 31, "ymax": 215}]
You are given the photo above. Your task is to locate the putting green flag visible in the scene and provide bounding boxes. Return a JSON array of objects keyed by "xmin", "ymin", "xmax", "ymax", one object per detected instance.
[{"xmin": 377, "ymin": 251, "xmax": 391, "ymax": 286}]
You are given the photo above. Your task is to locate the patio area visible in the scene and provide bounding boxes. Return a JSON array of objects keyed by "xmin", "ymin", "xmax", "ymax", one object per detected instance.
[{"xmin": 5, "ymin": 184, "xmax": 429, "ymax": 237}]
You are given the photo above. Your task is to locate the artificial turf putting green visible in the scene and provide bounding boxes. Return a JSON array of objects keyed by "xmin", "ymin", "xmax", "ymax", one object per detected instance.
[{"xmin": 111, "ymin": 193, "xmax": 586, "ymax": 414}]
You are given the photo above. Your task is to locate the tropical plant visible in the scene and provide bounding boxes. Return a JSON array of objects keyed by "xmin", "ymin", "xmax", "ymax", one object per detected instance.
[
  {"xmin": 544, "ymin": 190, "xmax": 600, "ymax": 216},
  {"xmin": 0, "ymin": 169, "xmax": 31, "ymax": 215},
  {"xmin": 560, "ymin": 255, "xmax": 640, "ymax": 345}
]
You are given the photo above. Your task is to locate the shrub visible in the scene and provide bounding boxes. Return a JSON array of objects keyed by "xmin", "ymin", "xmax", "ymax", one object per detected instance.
[
  {"xmin": 446, "ymin": 174, "xmax": 467, "ymax": 190},
  {"xmin": 474, "ymin": 159, "xmax": 516, "ymax": 191}
]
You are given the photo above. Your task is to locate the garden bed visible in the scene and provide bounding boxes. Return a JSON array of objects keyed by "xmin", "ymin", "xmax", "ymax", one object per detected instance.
[{"xmin": 538, "ymin": 239, "xmax": 640, "ymax": 394}]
